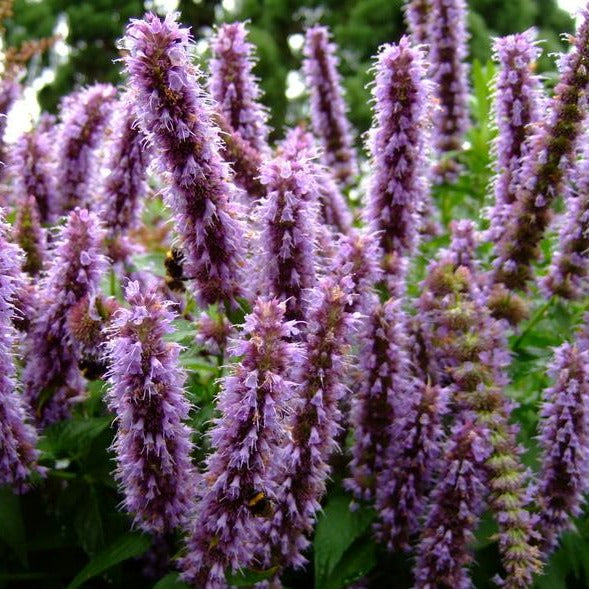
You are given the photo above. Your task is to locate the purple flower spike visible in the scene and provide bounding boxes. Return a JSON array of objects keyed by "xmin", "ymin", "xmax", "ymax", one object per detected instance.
[
  {"xmin": 180, "ymin": 299, "xmax": 299, "ymax": 587},
  {"xmin": 493, "ymin": 10, "xmax": 589, "ymax": 291},
  {"xmin": 404, "ymin": 0, "xmax": 433, "ymax": 45},
  {"xmin": 264, "ymin": 275, "xmax": 356, "ymax": 570},
  {"xmin": 429, "ymin": 0, "xmax": 470, "ymax": 182},
  {"xmin": 448, "ymin": 219, "xmax": 479, "ymax": 274},
  {"xmin": 106, "ymin": 281, "xmax": 195, "ymax": 534},
  {"xmin": 542, "ymin": 135, "xmax": 589, "ymax": 298},
  {"xmin": 488, "ymin": 30, "xmax": 543, "ymax": 245},
  {"xmin": 23, "ymin": 208, "xmax": 106, "ymax": 426},
  {"xmin": 345, "ymin": 298, "xmax": 412, "ymax": 502},
  {"xmin": 14, "ymin": 194, "xmax": 46, "ymax": 275},
  {"xmin": 413, "ymin": 420, "xmax": 490, "ymax": 589},
  {"xmin": 258, "ymin": 154, "xmax": 318, "ymax": 322},
  {"xmin": 12, "ymin": 120, "xmax": 57, "ymax": 223},
  {"xmin": 535, "ymin": 342, "xmax": 589, "ymax": 556},
  {"xmin": 123, "ymin": 13, "xmax": 246, "ymax": 308},
  {"xmin": 0, "ymin": 215, "xmax": 42, "ymax": 492},
  {"xmin": 367, "ymin": 38, "xmax": 432, "ymax": 289},
  {"xmin": 375, "ymin": 382, "xmax": 448, "ymax": 551},
  {"xmin": 98, "ymin": 95, "xmax": 150, "ymax": 265},
  {"xmin": 303, "ymin": 25, "xmax": 357, "ymax": 186},
  {"xmin": 56, "ymin": 84, "xmax": 117, "ymax": 213},
  {"xmin": 210, "ymin": 22, "xmax": 270, "ymax": 154},
  {"xmin": 280, "ymin": 126, "xmax": 353, "ymax": 234}
]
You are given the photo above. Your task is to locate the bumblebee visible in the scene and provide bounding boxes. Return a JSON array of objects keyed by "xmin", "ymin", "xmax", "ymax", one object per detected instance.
[
  {"xmin": 79, "ymin": 357, "xmax": 108, "ymax": 380},
  {"xmin": 247, "ymin": 491, "xmax": 274, "ymax": 518},
  {"xmin": 164, "ymin": 246, "xmax": 189, "ymax": 292}
]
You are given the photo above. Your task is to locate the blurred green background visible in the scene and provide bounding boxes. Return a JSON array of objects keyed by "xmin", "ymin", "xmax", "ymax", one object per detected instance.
[{"xmin": 5, "ymin": 0, "xmax": 574, "ymax": 136}]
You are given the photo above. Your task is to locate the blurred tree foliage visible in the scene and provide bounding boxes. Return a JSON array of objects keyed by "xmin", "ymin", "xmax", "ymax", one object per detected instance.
[{"xmin": 5, "ymin": 0, "xmax": 574, "ymax": 136}]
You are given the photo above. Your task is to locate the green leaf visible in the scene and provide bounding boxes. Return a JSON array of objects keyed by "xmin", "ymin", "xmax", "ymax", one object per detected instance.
[
  {"xmin": 314, "ymin": 494, "xmax": 375, "ymax": 589},
  {"xmin": 0, "ymin": 488, "xmax": 27, "ymax": 566},
  {"xmin": 324, "ymin": 539, "xmax": 377, "ymax": 589},
  {"xmin": 74, "ymin": 488, "xmax": 104, "ymax": 555},
  {"xmin": 65, "ymin": 532, "xmax": 151, "ymax": 589},
  {"xmin": 153, "ymin": 572, "xmax": 191, "ymax": 588},
  {"xmin": 42, "ymin": 416, "xmax": 111, "ymax": 460}
]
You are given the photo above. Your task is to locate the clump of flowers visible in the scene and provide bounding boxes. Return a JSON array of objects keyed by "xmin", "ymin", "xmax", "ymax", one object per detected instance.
[
  {"xmin": 303, "ymin": 25, "xmax": 357, "ymax": 186},
  {"xmin": 106, "ymin": 281, "xmax": 195, "ymax": 534},
  {"xmin": 180, "ymin": 299, "xmax": 299, "ymax": 587},
  {"xmin": 123, "ymin": 12, "xmax": 245, "ymax": 308},
  {"xmin": 14, "ymin": 194, "xmax": 45, "ymax": 276}
]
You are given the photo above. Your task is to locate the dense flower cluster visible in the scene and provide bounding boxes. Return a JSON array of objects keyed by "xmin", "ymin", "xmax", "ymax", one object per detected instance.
[
  {"xmin": 106, "ymin": 281, "xmax": 195, "ymax": 534},
  {"xmin": 124, "ymin": 12, "xmax": 245, "ymax": 308},
  {"xmin": 14, "ymin": 194, "xmax": 45, "ymax": 275},
  {"xmin": 180, "ymin": 299, "xmax": 299, "ymax": 587},
  {"xmin": 303, "ymin": 26, "xmax": 357, "ymax": 186},
  {"xmin": 55, "ymin": 84, "xmax": 117, "ymax": 213},
  {"xmin": 23, "ymin": 208, "xmax": 106, "ymax": 426},
  {"xmin": 404, "ymin": 0, "xmax": 432, "ymax": 45}
]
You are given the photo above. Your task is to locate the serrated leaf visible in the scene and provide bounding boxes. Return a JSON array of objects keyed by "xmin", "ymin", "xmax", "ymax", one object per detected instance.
[
  {"xmin": 74, "ymin": 488, "xmax": 104, "ymax": 555},
  {"xmin": 65, "ymin": 532, "xmax": 151, "ymax": 589},
  {"xmin": 42, "ymin": 416, "xmax": 112, "ymax": 459},
  {"xmin": 0, "ymin": 488, "xmax": 27, "ymax": 566},
  {"xmin": 314, "ymin": 494, "xmax": 375, "ymax": 589}
]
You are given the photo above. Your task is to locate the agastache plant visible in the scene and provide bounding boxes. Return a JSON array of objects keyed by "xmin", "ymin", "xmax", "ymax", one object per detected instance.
[
  {"xmin": 98, "ymin": 95, "xmax": 150, "ymax": 265},
  {"xmin": 209, "ymin": 22, "xmax": 270, "ymax": 154},
  {"xmin": 413, "ymin": 420, "xmax": 490, "ymax": 589},
  {"xmin": 429, "ymin": 0, "xmax": 470, "ymax": 182},
  {"xmin": 542, "ymin": 135, "xmax": 589, "ymax": 298},
  {"xmin": 419, "ymin": 252, "xmax": 542, "ymax": 588},
  {"xmin": 23, "ymin": 208, "xmax": 106, "ymax": 426},
  {"xmin": 180, "ymin": 299, "xmax": 299, "ymax": 588},
  {"xmin": 367, "ymin": 37, "xmax": 431, "ymax": 290},
  {"xmin": 375, "ymin": 381, "xmax": 448, "ymax": 551},
  {"xmin": 493, "ymin": 9, "xmax": 589, "ymax": 291},
  {"xmin": 12, "ymin": 120, "xmax": 57, "ymax": 223},
  {"xmin": 488, "ymin": 29, "xmax": 543, "ymax": 245},
  {"xmin": 280, "ymin": 125, "xmax": 353, "ymax": 234},
  {"xmin": 346, "ymin": 297, "xmax": 412, "ymax": 502},
  {"xmin": 0, "ymin": 216, "xmax": 42, "ymax": 492},
  {"xmin": 404, "ymin": 0, "xmax": 432, "ymax": 45},
  {"xmin": 258, "ymin": 154, "xmax": 318, "ymax": 322},
  {"xmin": 14, "ymin": 194, "xmax": 45, "ymax": 276},
  {"xmin": 535, "ymin": 342, "xmax": 589, "ymax": 557},
  {"xmin": 56, "ymin": 84, "xmax": 117, "ymax": 213},
  {"xmin": 303, "ymin": 25, "xmax": 357, "ymax": 186},
  {"xmin": 106, "ymin": 281, "xmax": 195, "ymax": 534},
  {"xmin": 263, "ymin": 276, "xmax": 355, "ymax": 570},
  {"xmin": 124, "ymin": 12, "xmax": 245, "ymax": 308}
]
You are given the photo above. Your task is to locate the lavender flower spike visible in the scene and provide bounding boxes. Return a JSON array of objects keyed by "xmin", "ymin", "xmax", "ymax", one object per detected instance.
[
  {"xmin": 180, "ymin": 299, "xmax": 299, "ymax": 587},
  {"xmin": 0, "ymin": 215, "xmax": 42, "ymax": 492},
  {"xmin": 429, "ymin": 0, "xmax": 470, "ymax": 182},
  {"xmin": 106, "ymin": 281, "xmax": 195, "ymax": 534},
  {"xmin": 264, "ymin": 275, "xmax": 355, "ymax": 570},
  {"xmin": 542, "ymin": 133, "xmax": 589, "ymax": 298},
  {"xmin": 98, "ymin": 94, "xmax": 150, "ymax": 265},
  {"xmin": 488, "ymin": 30, "xmax": 543, "ymax": 245},
  {"xmin": 12, "ymin": 120, "xmax": 57, "ymax": 223},
  {"xmin": 375, "ymin": 381, "xmax": 447, "ymax": 551},
  {"xmin": 493, "ymin": 10, "xmax": 589, "ymax": 291},
  {"xmin": 23, "ymin": 208, "xmax": 106, "ymax": 426},
  {"xmin": 303, "ymin": 25, "xmax": 357, "ymax": 186},
  {"xmin": 345, "ymin": 298, "xmax": 412, "ymax": 502},
  {"xmin": 535, "ymin": 342, "xmax": 589, "ymax": 556},
  {"xmin": 413, "ymin": 420, "xmax": 490, "ymax": 589},
  {"xmin": 14, "ymin": 194, "xmax": 46, "ymax": 276},
  {"xmin": 367, "ymin": 38, "xmax": 431, "ymax": 287},
  {"xmin": 210, "ymin": 22, "xmax": 270, "ymax": 154},
  {"xmin": 56, "ymin": 84, "xmax": 117, "ymax": 213},
  {"xmin": 258, "ymin": 154, "xmax": 318, "ymax": 322},
  {"xmin": 404, "ymin": 0, "xmax": 433, "ymax": 45},
  {"xmin": 124, "ymin": 13, "xmax": 245, "ymax": 308}
]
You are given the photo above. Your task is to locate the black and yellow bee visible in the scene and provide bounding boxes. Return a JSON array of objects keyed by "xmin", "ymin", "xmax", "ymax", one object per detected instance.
[
  {"xmin": 79, "ymin": 357, "xmax": 108, "ymax": 380},
  {"xmin": 247, "ymin": 491, "xmax": 274, "ymax": 518},
  {"xmin": 164, "ymin": 246, "xmax": 190, "ymax": 292}
]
